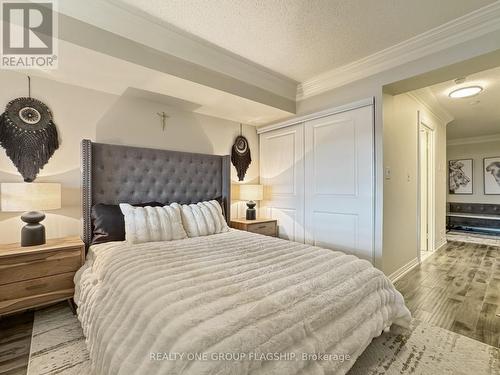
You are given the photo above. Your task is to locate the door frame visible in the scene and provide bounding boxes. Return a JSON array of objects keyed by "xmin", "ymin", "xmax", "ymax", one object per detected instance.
[{"xmin": 417, "ymin": 111, "xmax": 436, "ymax": 263}]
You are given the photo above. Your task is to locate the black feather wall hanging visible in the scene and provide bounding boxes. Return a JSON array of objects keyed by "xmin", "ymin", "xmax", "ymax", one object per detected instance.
[
  {"xmin": 0, "ymin": 77, "xmax": 59, "ymax": 182},
  {"xmin": 231, "ymin": 124, "xmax": 252, "ymax": 181}
]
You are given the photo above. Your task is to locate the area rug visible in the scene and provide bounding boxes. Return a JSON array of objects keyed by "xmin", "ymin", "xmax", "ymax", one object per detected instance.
[
  {"xmin": 27, "ymin": 304, "xmax": 91, "ymax": 375},
  {"xmin": 349, "ymin": 319, "xmax": 499, "ymax": 375},
  {"xmin": 28, "ymin": 304, "xmax": 499, "ymax": 375}
]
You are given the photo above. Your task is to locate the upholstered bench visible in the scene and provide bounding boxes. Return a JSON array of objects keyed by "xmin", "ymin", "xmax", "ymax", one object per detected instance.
[{"xmin": 447, "ymin": 203, "xmax": 500, "ymax": 233}]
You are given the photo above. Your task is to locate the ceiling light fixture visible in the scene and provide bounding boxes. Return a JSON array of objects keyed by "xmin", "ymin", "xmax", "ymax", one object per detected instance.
[{"xmin": 449, "ymin": 85, "xmax": 483, "ymax": 99}]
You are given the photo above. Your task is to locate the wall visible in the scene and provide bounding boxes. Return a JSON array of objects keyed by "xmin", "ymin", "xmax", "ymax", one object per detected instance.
[
  {"xmin": 0, "ymin": 71, "xmax": 258, "ymax": 244},
  {"xmin": 447, "ymin": 139, "xmax": 500, "ymax": 204},
  {"xmin": 382, "ymin": 93, "xmax": 447, "ymax": 276},
  {"xmin": 292, "ymin": 29, "xmax": 500, "ymax": 275}
]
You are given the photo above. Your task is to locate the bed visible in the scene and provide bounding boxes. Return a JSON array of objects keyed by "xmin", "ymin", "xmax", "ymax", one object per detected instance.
[{"xmin": 76, "ymin": 140, "xmax": 411, "ymax": 375}]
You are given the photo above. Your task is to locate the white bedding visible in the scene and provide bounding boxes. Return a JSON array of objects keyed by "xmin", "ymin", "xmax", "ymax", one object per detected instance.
[{"xmin": 75, "ymin": 230, "xmax": 411, "ymax": 375}]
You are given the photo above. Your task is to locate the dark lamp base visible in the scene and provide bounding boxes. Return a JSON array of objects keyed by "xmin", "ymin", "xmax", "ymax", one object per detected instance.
[
  {"xmin": 20, "ymin": 211, "xmax": 46, "ymax": 247},
  {"xmin": 246, "ymin": 201, "xmax": 257, "ymax": 220}
]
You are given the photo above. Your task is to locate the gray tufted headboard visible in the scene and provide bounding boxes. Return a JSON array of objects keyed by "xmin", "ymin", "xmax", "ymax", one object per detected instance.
[{"xmin": 81, "ymin": 140, "xmax": 231, "ymax": 247}]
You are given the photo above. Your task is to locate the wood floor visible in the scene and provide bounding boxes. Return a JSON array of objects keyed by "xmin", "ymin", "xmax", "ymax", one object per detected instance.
[
  {"xmin": 0, "ymin": 311, "xmax": 33, "ymax": 375},
  {"xmin": 395, "ymin": 240, "xmax": 500, "ymax": 347}
]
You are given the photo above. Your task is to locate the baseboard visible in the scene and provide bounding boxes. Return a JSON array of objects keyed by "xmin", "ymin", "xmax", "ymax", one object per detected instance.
[
  {"xmin": 435, "ymin": 239, "xmax": 447, "ymax": 251},
  {"xmin": 388, "ymin": 257, "xmax": 419, "ymax": 283}
]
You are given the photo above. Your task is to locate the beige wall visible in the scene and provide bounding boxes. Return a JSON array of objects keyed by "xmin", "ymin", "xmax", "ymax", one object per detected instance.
[
  {"xmin": 0, "ymin": 71, "xmax": 258, "ymax": 244},
  {"xmin": 447, "ymin": 139, "xmax": 500, "ymax": 204},
  {"xmin": 382, "ymin": 93, "xmax": 447, "ymax": 276}
]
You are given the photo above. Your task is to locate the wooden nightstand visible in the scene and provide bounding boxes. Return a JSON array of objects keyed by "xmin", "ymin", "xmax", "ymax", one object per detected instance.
[
  {"xmin": 230, "ymin": 218, "xmax": 278, "ymax": 237},
  {"xmin": 0, "ymin": 236, "xmax": 85, "ymax": 316}
]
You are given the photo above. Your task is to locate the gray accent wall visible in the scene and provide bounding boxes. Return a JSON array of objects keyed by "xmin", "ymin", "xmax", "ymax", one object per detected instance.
[{"xmin": 447, "ymin": 139, "xmax": 500, "ymax": 204}]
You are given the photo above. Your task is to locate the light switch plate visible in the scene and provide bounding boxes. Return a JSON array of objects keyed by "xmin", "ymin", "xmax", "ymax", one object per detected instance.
[{"xmin": 385, "ymin": 167, "xmax": 391, "ymax": 180}]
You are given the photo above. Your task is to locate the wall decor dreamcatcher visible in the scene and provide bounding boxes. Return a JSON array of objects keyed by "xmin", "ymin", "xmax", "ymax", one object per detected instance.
[
  {"xmin": 231, "ymin": 124, "xmax": 252, "ymax": 181},
  {"xmin": 0, "ymin": 76, "xmax": 59, "ymax": 182}
]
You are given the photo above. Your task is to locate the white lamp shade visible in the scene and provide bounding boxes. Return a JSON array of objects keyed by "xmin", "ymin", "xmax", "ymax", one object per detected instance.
[
  {"xmin": 239, "ymin": 184, "xmax": 263, "ymax": 201},
  {"xmin": 1, "ymin": 183, "xmax": 61, "ymax": 212}
]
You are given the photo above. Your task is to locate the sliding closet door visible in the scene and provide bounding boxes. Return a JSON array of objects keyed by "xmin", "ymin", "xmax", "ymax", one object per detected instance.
[
  {"xmin": 260, "ymin": 124, "xmax": 305, "ymax": 243},
  {"xmin": 304, "ymin": 105, "xmax": 374, "ymax": 262}
]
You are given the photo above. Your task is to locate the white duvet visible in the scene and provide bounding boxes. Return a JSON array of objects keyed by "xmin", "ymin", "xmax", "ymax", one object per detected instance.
[{"xmin": 75, "ymin": 230, "xmax": 411, "ymax": 375}]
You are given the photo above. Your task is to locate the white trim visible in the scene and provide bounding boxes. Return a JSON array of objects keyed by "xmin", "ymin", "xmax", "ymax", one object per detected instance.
[
  {"xmin": 417, "ymin": 116, "xmax": 436, "ymax": 257},
  {"xmin": 447, "ymin": 134, "xmax": 500, "ymax": 146},
  {"xmin": 388, "ymin": 257, "xmax": 419, "ymax": 283},
  {"xmin": 416, "ymin": 112, "xmax": 421, "ymax": 263},
  {"xmin": 297, "ymin": 2, "xmax": 500, "ymax": 100},
  {"xmin": 257, "ymin": 97, "xmax": 374, "ymax": 134},
  {"xmin": 407, "ymin": 89, "xmax": 454, "ymax": 125}
]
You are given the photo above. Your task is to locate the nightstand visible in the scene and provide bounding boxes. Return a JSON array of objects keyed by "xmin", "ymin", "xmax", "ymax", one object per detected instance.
[
  {"xmin": 230, "ymin": 218, "xmax": 278, "ymax": 237},
  {"xmin": 0, "ymin": 236, "xmax": 85, "ymax": 316}
]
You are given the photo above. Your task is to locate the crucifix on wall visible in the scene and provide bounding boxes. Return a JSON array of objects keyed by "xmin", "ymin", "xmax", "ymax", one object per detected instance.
[{"xmin": 157, "ymin": 112, "xmax": 169, "ymax": 131}]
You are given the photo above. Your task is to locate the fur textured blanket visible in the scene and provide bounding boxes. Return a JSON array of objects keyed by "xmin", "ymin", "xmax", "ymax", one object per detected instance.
[{"xmin": 75, "ymin": 230, "xmax": 411, "ymax": 375}]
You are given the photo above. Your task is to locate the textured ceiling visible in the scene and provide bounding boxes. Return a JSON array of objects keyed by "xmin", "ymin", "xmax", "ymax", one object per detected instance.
[
  {"xmin": 111, "ymin": 0, "xmax": 495, "ymax": 81},
  {"xmin": 430, "ymin": 65, "xmax": 500, "ymax": 139}
]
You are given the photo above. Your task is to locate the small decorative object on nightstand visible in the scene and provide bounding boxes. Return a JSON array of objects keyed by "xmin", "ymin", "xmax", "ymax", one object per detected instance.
[
  {"xmin": 239, "ymin": 184, "xmax": 263, "ymax": 220},
  {"xmin": 230, "ymin": 218, "xmax": 277, "ymax": 237},
  {"xmin": 0, "ymin": 236, "xmax": 85, "ymax": 316},
  {"xmin": 0, "ymin": 183, "xmax": 61, "ymax": 246}
]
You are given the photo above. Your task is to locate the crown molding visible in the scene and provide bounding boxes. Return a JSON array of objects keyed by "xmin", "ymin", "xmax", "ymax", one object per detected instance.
[
  {"xmin": 297, "ymin": 2, "xmax": 500, "ymax": 101},
  {"xmin": 257, "ymin": 97, "xmax": 374, "ymax": 134},
  {"xmin": 407, "ymin": 88, "xmax": 454, "ymax": 125},
  {"xmin": 447, "ymin": 134, "xmax": 500, "ymax": 146}
]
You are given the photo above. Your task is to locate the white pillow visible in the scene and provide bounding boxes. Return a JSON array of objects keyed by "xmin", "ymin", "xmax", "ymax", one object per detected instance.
[
  {"xmin": 178, "ymin": 200, "xmax": 229, "ymax": 237},
  {"xmin": 119, "ymin": 203, "xmax": 187, "ymax": 244}
]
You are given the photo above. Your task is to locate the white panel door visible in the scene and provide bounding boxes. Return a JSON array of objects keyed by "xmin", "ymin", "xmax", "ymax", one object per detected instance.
[
  {"xmin": 304, "ymin": 105, "xmax": 374, "ymax": 261},
  {"xmin": 260, "ymin": 124, "xmax": 305, "ymax": 243}
]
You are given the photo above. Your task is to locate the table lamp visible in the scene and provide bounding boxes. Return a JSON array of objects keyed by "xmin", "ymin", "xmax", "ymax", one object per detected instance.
[
  {"xmin": 1, "ymin": 183, "xmax": 61, "ymax": 246},
  {"xmin": 239, "ymin": 184, "xmax": 263, "ymax": 220}
]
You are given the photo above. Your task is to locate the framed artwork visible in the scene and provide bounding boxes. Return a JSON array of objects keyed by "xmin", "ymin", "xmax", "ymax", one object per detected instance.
[
  {"xmin": 449, "ymin": 159, "xmax": 473, "ymax": 194},
  {"xmin": 484, "ymin": 157, "xmax": 500, "ymax": 195}
]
